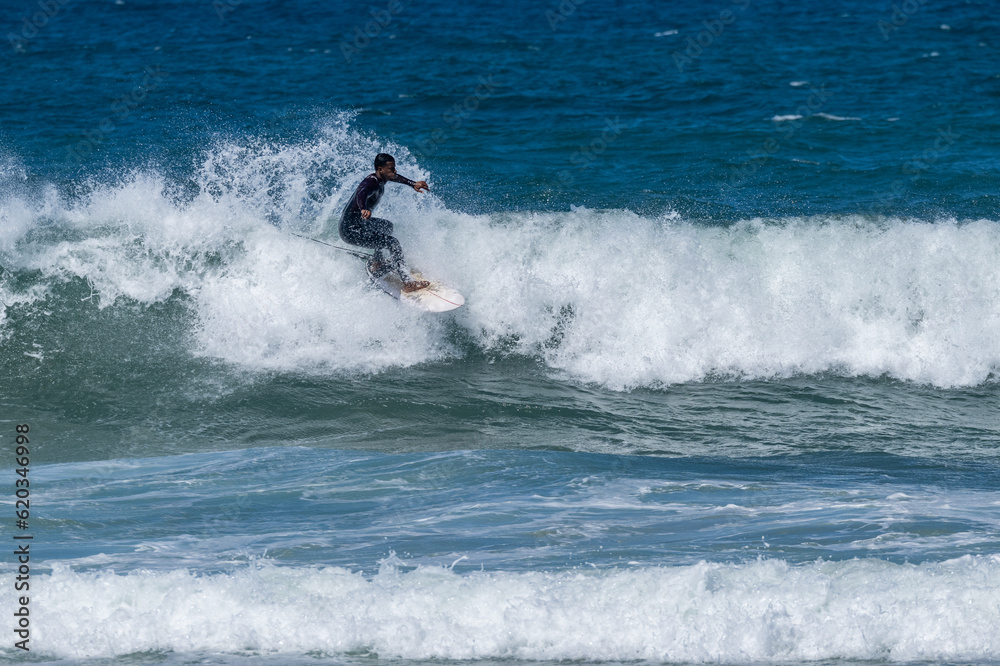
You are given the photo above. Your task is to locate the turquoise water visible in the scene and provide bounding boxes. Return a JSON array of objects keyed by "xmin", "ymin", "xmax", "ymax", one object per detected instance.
[{"xmin": 2, "ymin": 0, "xmax": 1000, "ymax": 663}]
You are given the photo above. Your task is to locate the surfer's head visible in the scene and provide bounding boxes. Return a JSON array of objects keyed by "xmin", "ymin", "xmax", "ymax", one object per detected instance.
[{"xmin": 374, "ymin": 153, "xmax": 396, "ymax": 181}]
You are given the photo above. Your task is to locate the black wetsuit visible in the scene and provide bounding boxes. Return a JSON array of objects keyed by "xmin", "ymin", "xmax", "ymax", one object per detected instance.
[{"xmin": 339, "ymin": 173, "xmax": 415, "ymax": 278}]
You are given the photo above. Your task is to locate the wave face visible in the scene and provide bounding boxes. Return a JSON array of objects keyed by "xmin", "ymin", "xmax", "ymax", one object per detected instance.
[
  {"xmin": 2, "ymin": 120, "xmax": 999, "ymax": 389},
  {"xmin": 13, "ymin": 555, "xmax": 1000, "ymax": 662}
]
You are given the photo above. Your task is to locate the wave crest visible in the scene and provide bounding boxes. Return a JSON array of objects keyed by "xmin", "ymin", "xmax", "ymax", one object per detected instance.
[
  {"xmin": 2, "ymin": 122, "xmax": 999, "ymax": 387},
  {"xmin": 18, "ymin": 555, "xmax": 1000, "ymax": 661}
]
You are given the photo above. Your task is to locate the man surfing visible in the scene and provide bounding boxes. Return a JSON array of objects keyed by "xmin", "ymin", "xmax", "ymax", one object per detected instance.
[{"xmin": 340, "ymin": 153, "xmax": 430, "ymax": 293}]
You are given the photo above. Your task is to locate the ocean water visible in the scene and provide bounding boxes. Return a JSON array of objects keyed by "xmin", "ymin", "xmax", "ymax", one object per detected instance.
[{"xmin": 2, "ymin": 0, "xmax": 1000, "ymax": 663}]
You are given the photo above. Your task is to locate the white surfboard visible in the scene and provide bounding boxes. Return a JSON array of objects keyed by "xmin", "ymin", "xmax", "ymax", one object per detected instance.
[
  {"xmin": 290, "ymin": 234, "xmax": 464, "ymax": 312},
  {"xmin": 367, "ymin": 265, "xmax": 465, "ymax": 312}
]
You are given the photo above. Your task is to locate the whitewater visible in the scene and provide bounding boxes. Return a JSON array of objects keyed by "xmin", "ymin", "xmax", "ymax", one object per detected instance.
[
  {"xmin": 2, "ymin": 129, "xmax": 999, "ymax": 391},
  {"xmin": 22, "ymin": 556, "xmax": 1000, "ymax": 662},
  {"xmin": 3, "ymin": 442, "xmax": 1000, "ymax": 664}
]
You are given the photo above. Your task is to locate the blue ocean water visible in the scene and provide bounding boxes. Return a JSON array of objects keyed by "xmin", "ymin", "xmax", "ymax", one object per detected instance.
[{"xmin": 2, "ymin": 0, "xmax": 1000, "ymax": 663}]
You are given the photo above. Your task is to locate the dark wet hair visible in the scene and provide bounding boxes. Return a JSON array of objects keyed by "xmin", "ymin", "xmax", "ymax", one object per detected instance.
[{"xmin": 374, "ymin": 153, "xmax": 395, "ymax": 169}]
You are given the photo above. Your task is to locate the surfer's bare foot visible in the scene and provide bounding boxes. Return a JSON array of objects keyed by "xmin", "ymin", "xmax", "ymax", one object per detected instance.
[
  {"xmin": 402, "ymin": 280, "xmax": 430, "ymax": 293},
  {"xmin": 367, "ymin": 260, "xmax": 385, "ymax": 275}
]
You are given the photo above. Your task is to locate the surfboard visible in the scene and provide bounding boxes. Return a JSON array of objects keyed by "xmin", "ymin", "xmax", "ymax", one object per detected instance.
[
  {"xmin": 366, "ymin": 264, "xmax": 465, "ymax": 312},
  {"xmin": 290, "ymin": 233, "xmax": 463, "ymax": 312}
]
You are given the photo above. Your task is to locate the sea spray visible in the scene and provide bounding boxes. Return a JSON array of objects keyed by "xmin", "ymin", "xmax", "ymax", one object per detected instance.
[{"xmin": 14, "ymin": 555, "xmax": 1000, "ymax": 661}]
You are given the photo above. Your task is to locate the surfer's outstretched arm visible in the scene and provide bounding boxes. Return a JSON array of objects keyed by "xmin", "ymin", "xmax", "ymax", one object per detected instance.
[{"xmin": 390, "ymin": 173, "xmax": 429, "ymax": 193}]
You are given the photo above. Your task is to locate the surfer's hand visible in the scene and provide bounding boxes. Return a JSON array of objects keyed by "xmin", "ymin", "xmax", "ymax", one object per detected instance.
[
  {"xmin": 361, "ymin": 209, "xmax": 371, "ymax": 219},
  {"xmin": 412, "ymin": 181, "xmax": 429, "ymax": 193}
]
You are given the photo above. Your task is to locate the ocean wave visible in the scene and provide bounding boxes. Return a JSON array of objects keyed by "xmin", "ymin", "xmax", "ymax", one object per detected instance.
[
  {"xmin": 1, "ymin": 123, "xmax": 999, "ymax": 388},
  {"xmin": 475, "ymin": 210, "xmax": 1000, "ymax": 389},
  {"xmin": 9, "ymin": 555, "xmax": 1000, "ymax": 662}
]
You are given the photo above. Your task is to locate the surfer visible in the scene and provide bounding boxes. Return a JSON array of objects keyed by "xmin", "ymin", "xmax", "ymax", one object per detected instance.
[{"xmin": 340, "ymin": 153, "xmax": 430, "ymax": 293}]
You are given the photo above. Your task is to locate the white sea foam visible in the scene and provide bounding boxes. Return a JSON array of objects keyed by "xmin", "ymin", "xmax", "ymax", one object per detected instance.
[
  {"xmin": 815, "ymin": 113, "xmax": 862, "ymax": 121},
  {"xmin": 455, "ymin": 210, "xmax": 1000, "ymax": 389},
  {"xmin": 771, "ymin": 112, "xmax": 861, "ymax": 122},
  {"xmin": 2, "ymin": 121, "xmax": 1000, "ymax": 387},
  {"xmin": 9, "ymin": 555, "xmax": 1000, "ymax": 661}
]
